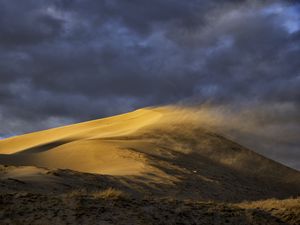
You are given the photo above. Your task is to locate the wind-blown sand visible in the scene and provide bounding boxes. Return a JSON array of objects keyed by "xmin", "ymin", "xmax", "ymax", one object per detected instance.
[{"xmin": 0, "ymin": 106, "xmax": 299, "ymax": 224}]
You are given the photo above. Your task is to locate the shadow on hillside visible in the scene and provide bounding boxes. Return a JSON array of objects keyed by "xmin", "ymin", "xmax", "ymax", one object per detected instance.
[
  {"xmin": 116, "ymin": 146, "xmax": 300, "ymax": 202},
  {"xmin": 0, "ymin": 139, "xmax": 73, "ymax": 167},
  {"xmin": 17, "ymin": 140, "xmax": 73, "ymax": 154}
]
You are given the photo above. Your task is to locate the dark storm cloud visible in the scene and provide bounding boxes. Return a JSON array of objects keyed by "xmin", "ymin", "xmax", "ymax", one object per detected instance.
[
  {"xmin": 0, "ymin": 0, "xmax": 299, "ymax": 168},
  {"xmin": 0, "ymin": 1, "xmax": 64, "ymax": 47}
]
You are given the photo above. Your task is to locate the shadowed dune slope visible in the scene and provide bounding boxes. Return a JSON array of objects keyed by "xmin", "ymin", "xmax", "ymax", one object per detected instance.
[{"xmin": 0, "ymin": 106, "xmax": 299, "ymax": 201}]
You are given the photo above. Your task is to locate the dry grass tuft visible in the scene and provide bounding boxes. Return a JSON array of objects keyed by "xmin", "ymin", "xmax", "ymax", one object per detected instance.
[
  {"xmin": 238, "ymin": 197, "xmax": 300, "ymax": 209},
  {"xmin": 91, "ymin": 188, "xmax": 127, "ymax": 200},
  {"xmin": 237, "ymin": 197, "xmax": 300, "ymax": 225},
  {"xmin": 65, "ymin": 188, "xmax": 88, "ymax": 198}
]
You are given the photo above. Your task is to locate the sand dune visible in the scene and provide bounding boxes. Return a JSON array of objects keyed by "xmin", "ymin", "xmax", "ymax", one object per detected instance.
[
  {"xmin": 0, "ymin": 108, "xmax": 163, "ymax": 175},
  {"xmin": 0, "ymin": 108, "xmax": 162, "ymax": 154},
  {"xmin": 0, "ymin": 106, "xmax": 299, "ymax": 202}
]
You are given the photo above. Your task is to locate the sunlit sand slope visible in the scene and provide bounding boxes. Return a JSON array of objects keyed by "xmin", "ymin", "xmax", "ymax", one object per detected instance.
[
  {"xmin": 0, "ymin": 108, "xmax": 162, "ymax": 175},
  {"xmin": 0, "ymin": 106, "xmax": 299, "ymax": 201}
]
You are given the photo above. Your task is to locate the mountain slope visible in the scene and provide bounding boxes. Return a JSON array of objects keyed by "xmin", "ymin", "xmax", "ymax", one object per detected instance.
[{"xmin": 0, "ymin": 106, "xmax": 299, "ymax": 202}]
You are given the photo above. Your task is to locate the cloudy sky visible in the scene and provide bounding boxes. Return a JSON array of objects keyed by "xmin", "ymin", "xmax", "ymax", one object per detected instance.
[{"xmin": 0, "ymin": 0, "xmax": 299, "ymax": 169}]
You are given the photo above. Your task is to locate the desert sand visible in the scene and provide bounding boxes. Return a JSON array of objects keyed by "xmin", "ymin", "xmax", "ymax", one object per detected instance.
[{"xmin": 0, "ymin": 106, "xmax": 299, "ymax": 224}]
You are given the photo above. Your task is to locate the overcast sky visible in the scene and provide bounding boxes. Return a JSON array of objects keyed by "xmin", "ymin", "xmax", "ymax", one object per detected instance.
[{"xmin": 0, "ymin": 0, "xmax": 299, "ymax": 169}]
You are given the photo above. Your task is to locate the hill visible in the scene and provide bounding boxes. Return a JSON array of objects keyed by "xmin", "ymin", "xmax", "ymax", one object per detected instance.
[{"xmin": 0, "ymin": 106, "xmax": 299, "ymax": 201}]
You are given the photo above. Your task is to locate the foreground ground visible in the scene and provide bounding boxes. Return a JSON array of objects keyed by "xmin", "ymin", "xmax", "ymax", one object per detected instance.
[{"xmin": 1, "ymin": 190, "xmax": 299, "ymax": 225}]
